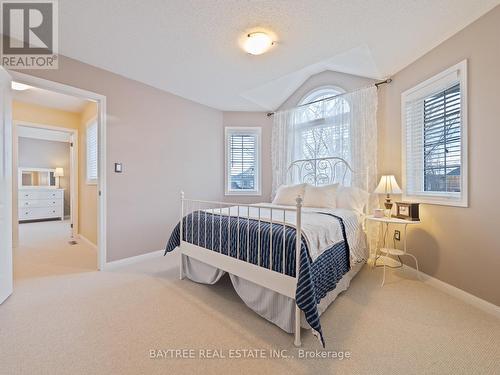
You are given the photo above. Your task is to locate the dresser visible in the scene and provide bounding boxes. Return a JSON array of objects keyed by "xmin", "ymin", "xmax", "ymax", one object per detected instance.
[{"xmin": 18, "ymin": 188, "xmax": 64, "ymax": 222}]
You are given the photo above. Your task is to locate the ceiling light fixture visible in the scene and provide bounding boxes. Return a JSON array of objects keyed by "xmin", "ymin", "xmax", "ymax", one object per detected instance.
[
  {"xmin": 11, "ymin": 82, "xmax": 32, "ymax": 91},
  {"xmin": 243, "ymin": 32, "xmax": 274, "ymax": 55}
]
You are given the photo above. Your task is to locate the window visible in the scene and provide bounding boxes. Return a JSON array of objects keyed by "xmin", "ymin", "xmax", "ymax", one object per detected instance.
[
  {"xmin": 225, "ymin": 127, "xmax": 261, "ymax": 195},
  {"xmin": 86, "ymin": 120, "xmax": 98, "ymax": 184},
  {"xmin": 294, "ymin": 86, "xmax": 351, "ymax": 182},
  {"xmin": 402, "ymin": 60, "xmax": 467, "ymax": 206}
]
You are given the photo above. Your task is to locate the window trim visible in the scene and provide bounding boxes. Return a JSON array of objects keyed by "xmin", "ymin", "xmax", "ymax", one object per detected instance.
[
  {"xmin": 296, "ymin": 86, "xmax": 349, "ymax": 128},
  {"xmin": 298, "ymin": 85, "xmax": 345, "ymax": 106},
  {"xmin": 401, "ymin": 60, "xmax": 468, "ymax": 207},
  {"xmin": 86, "ymin": 118, "xmax": 98, "ymax": 185},
  {"xmin": 224, "ymin": 126, "xmax": 262, "ymax": 196}
]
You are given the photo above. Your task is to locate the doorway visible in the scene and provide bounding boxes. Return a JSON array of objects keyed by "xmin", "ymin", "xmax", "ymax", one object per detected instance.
[
  {"xmin": 9, "ymin": 71, "xmax": 107, "ymax": 274},
  {"xmin": 16, "ymin": 124, "xmax": 77, "ymax": 236},
  {"xmin": 14, "ymin": 121, "xmax": 85, "ymax": 279}
]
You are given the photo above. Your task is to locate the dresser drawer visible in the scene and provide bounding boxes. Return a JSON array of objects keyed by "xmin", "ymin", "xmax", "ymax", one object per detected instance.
[
  {"xmin": 19, "ymin": 190, "xmax": 63, "ymax": 200},
  {"xmin": 19, "ymin": 207, "xmax": 63, "ymax": 221},
  {"xmin": 19, "ymin": 199, "xmax": 62, "ymax": 209}
]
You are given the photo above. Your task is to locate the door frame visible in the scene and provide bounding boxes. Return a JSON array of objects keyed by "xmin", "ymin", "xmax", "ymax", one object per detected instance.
[
  {"xmin": 13, "ymin": 121, "xmax": 79, "ymax": 240},
  {"xmin": 9, "ymin": 71, "xmax": 107, "ymax": 271},
  {"xmin": 0, "ymin": 67, "xmax": 13, "ymax": 304}
]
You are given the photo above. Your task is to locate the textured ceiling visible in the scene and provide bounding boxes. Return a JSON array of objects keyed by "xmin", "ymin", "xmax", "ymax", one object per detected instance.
[{"xmin": 59, "ymin": 0, "xmax": 500, "ymax": 111}]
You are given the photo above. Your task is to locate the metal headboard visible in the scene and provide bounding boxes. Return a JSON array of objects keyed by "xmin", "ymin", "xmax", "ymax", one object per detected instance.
[{"xmin": 287, "ymin": 156, "xmax": 353, "ymax": 186}]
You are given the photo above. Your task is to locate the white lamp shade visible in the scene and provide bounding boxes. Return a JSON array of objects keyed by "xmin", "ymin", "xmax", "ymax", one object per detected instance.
[
  {"xmin": 54, "ymin": 168, "xmax": 64, "ymax": 177},
  {"xmin": 374, "ymin": 175, "xmax": 402, "ymax": 194}
]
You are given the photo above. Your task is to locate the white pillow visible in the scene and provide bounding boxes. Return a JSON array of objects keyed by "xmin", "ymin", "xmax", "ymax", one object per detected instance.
[
  {"xmin": 336, "ymin": 185, "xmax": 369, "ymax": 213},
  {"xmin": 272, "ymin": 184, "xmax": 306, "ymax": 206},
  {"xmin": 303, "ymin": 184, "xmax": 339, "ymax": 209}
]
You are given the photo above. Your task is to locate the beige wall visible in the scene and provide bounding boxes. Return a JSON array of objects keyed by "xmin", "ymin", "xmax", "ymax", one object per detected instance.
[
  {"xmin": 18, "ymin": 137, "xmax": 71, "ymax": 216},
  {"xmin": 79, "ymin": 102, "xmax": 98, "ymax": 244},
  {"xmin": 15, "ymin": 56, "xmax": 224, "ymax": 262},
  {"xmin": 379, "ymin": 6, "xmax": 500, "ymax": 305}
]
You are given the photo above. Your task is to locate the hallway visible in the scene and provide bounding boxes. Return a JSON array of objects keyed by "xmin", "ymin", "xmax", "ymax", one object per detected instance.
[{"xmin": 14, "ymin": 220, "xmax": 96, "ymax": 282}]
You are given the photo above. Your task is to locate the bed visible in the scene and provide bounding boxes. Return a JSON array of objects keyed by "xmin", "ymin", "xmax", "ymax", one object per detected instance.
[{"xmin": 165, "ymin": 157, "xmax": 369, "ymax": 347}]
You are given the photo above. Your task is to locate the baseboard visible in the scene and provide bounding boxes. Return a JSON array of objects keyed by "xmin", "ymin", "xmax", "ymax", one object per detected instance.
[
  {"xmin": 77, "ymin": 234, "xmax": 97, "ymax": 250},
  {"xmin": 103, "ymin": 249, "xmax": 164, "ymax": 270},
  {"xmin": 402, "ymin": 265, "xmax": 500, "ymax": 319}
]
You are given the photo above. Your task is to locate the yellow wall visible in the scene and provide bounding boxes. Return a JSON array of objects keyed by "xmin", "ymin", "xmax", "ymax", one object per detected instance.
[
  {"xmin": 13, "ymin": 100, "xmax": 97, "ymax": 245},
  {"xmin": 79, "ymin": 102, "xmax": 98, "ymax": 245},
  {"xmin": 13, "ymin": 101, "xmax": 80, "ymax": 129}
]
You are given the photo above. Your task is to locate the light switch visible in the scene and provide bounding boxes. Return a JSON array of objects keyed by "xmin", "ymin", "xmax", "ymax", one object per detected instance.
[{"xmin": 114, "ymin": 163, "xmax": 123, "ymax": 173}]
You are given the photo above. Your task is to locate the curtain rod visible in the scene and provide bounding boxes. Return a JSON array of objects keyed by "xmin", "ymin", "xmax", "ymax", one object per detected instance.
[{"xmin": 266, "ymin": 78, "xmax": 392, "ymax": 117}]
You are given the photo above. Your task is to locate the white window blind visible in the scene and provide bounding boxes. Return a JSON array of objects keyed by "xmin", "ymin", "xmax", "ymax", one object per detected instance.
[
  {"xmin": 402, "ymin": 60, "xmax": 467, "ymax": 206},
  {"xmin": 86, "ymin": 121, "xmax": 98, "ymax": 183},
  {"xmin": 225, "ymin": 127, "xmax": 261, "ymax": 195}
]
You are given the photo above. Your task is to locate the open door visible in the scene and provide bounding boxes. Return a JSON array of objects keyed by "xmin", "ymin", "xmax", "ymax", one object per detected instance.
[
  {"xmin": 69, "ymin": 133, "xmax": 76, "ymax": 239},
  {"xmin": 0, "ymin": 67, "xmax": 12, "ymax": 304}
]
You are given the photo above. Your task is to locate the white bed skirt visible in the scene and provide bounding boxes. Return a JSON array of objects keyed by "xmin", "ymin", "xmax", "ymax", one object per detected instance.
[{"xmin": 182, "ymin": 255, "xmax": 365, "ymax": 333}]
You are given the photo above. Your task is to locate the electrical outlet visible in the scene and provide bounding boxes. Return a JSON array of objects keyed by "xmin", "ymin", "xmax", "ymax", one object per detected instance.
[{"xmin": 394, "ymin": 230, "xmax": 401, "ymax": 241}]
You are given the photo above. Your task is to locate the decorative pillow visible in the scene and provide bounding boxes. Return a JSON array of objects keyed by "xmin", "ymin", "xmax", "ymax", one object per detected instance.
[
  {"xmin": 303, "ymin": 184, "xmax": 339, "ymax": 209},
  {"xmin": 272, "ymin": 183, "xmax": 306, "ymax": 206},
  {"xmin": 336, "ymin": 185, "xmax": 370, "ymax": 213}
]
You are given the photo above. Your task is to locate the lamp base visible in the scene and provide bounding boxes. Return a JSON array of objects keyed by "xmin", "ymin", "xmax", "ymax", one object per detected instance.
[{"xmin": 384, "ymin": 197, "xmax": 393, "ymax": 217}]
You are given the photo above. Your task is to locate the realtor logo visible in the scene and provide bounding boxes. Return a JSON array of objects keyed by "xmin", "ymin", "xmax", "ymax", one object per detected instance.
[{"xmin": 1, "ymin": 0, "xmax": 58, "ymax": 69}]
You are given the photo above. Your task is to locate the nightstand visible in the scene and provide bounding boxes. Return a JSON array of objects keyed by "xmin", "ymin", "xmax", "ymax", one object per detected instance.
[{"xmin": 366, "ymin": 215, "xmax": 421, "ymax": 286}]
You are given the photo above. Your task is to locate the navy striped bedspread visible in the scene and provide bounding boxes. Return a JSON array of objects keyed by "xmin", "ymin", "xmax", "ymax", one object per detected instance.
[{"xmin": 164, "ymin": 210, "xmax": 350, "ymax": 347}]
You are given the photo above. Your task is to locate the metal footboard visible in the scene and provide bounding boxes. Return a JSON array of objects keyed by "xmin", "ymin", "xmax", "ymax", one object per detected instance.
[{"xmin": 178, "ymin": 191, "xmax": 303, "ymax": 346}]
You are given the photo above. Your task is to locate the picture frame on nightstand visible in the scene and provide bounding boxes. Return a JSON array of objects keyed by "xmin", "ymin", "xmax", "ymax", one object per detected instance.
[{"xmin": 394, "ymin": 202, "xmax": 420, "ymax": 221}]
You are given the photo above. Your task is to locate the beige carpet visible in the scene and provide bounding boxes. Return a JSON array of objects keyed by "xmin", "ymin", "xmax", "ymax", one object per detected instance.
[
  {"xmin": 13, "ymin": 220, "xmax": 97, "ymax": 280},
  {"xmin": 1, "ymin": 221, "xmax": 499, "ymax": 375}
]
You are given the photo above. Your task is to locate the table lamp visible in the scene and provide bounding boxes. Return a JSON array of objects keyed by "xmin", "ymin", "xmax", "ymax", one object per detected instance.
[
  {"xmin": 374, "ymin": 175, "xmax": 402, "ymax": 214},
  {"xmin": 54, "ymin": 167, "xmax": 64, "ymax": 188}
]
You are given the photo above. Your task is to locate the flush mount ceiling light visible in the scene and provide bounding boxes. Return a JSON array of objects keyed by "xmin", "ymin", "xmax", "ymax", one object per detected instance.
[
  {"xmin": 243, "ymin": 32, "xmax": 275, "ymax": 55},
  {"xmin": 11, "ymin": 82, "xmax": 32, "ymax": 91}
]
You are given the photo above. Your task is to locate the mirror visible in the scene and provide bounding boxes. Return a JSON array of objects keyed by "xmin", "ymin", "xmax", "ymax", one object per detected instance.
[{"xmin": 19, "ymin": 168, "xmax": 56, "ymax": 188}]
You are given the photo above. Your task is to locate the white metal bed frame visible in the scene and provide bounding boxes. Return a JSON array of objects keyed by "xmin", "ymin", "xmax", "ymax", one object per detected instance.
[{"xmin": 178, "ymin": 157, "xmax": 353, "ymax": 347}]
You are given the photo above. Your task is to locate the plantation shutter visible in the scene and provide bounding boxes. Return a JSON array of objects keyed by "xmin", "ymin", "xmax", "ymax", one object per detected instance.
[
  {"xmin": 226, "ymin": 128, "xmax": 260, "ymax": 194},
  {"xmin": 423, "ymin": 84, "xmax": 461, "ymax": 192},
  {"xmin": 86, "ymin": 121, "xmax": 98, "ymax": 182},
  {"xmin": 403, "ymin": 69, "xmax": 462, "ymax": 198}
]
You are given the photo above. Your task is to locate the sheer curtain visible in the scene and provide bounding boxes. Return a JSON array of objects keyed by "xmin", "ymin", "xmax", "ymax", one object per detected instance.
[
  {"xmin": 271, "ymin": 108, "xmax": 296, "ymax": 195},
  {"xmin": 271, "ymin": 86, "xmax": 378, "ymax": 199}
]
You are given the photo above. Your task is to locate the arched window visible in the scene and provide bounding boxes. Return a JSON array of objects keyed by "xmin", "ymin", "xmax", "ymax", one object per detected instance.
[
  {"xmin": 300, "ymin": 86, "xmax": 344, "ymax": 105},
  {"xmin": 294, "ymin": 86, "xmax": 351, "ymax": 165}
]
